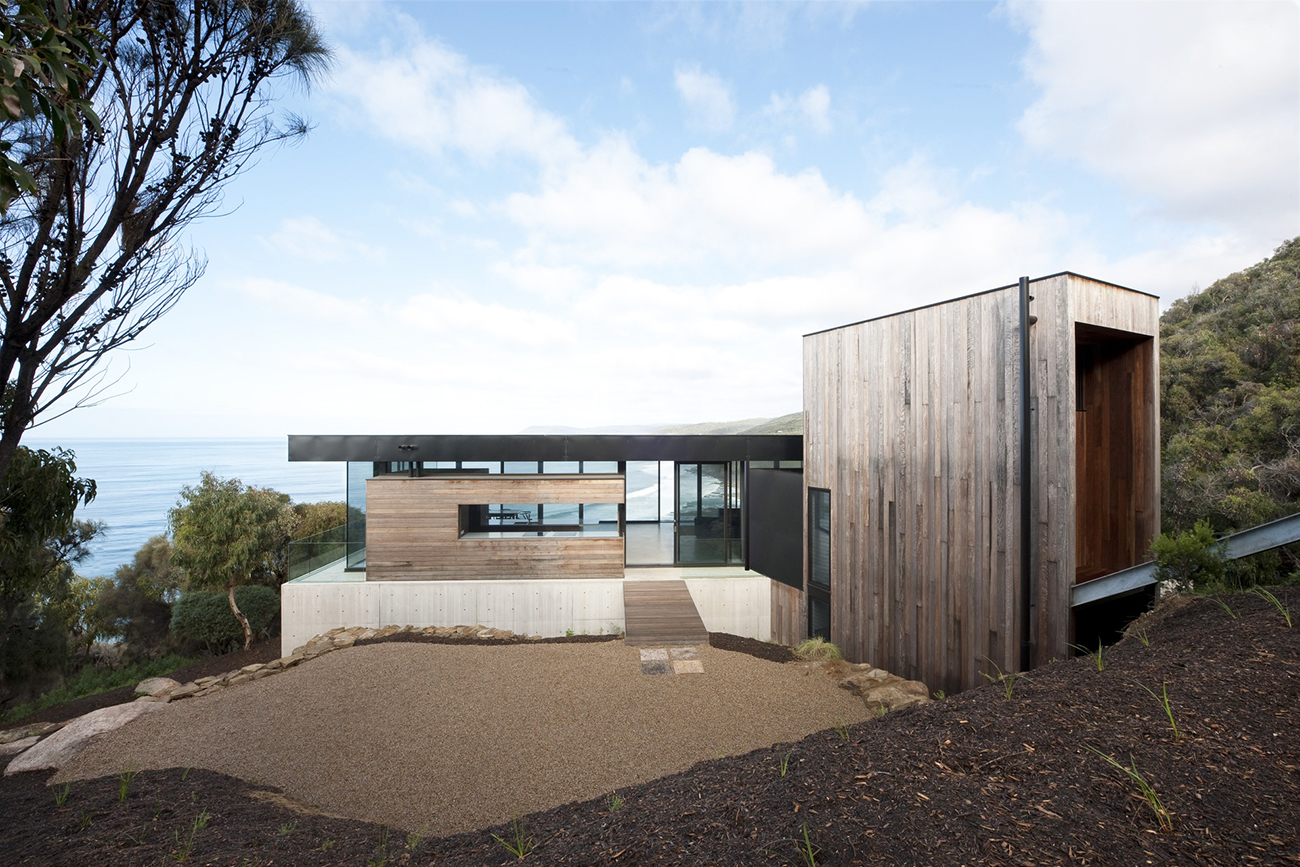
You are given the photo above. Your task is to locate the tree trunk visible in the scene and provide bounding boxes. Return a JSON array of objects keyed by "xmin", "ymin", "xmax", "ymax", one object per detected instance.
[{"xmin": 227, "ymin": 582, "xmax": 252, "ymax": 651}]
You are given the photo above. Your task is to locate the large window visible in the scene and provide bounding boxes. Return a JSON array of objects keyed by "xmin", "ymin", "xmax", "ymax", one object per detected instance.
[
  {"xmin": 808, "ymin": 488, "xmax": 831, "ymax": 640},
  {"xmin": 458, "ymin": 503, "xmax": 621, "ymax": 538}
]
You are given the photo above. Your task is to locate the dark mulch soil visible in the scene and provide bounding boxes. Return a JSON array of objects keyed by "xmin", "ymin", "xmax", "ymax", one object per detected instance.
[
  {"xmin": 710, "ymin": 631, "xmax": 798, "ymax": 663},
  {"xmin": 4, "ymin": 589, "xmax": 1299, "ymax": 866},
  {"xmin": 9, "ymin": 638, "xmax": 283, "ymax": 728}
]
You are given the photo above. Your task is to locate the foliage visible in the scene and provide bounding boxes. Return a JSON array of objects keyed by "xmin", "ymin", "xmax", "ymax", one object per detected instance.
[
  {"xmin": 0, "ymin": 0, "xmax": 331, "ymax": 485},
  {"xmin": 170, "ymin": 472, "xmax": 292, "ymax": 649},
  {"xmin": 95, "ymin": 534, "xmax": 183, "ymax": 659},
  {"xmin": 290, "ymin": 500, "xmax": 345, "ymax": 540},
  {"xmin": 0, "ymin": 0, "xmax": 102, "ymax": 211},
  {"xmin": 1150, "ymin": 520, "xmax": 1228, "ymax": 592},
  {"xmin": 1160, "ymin": 238, "xmax": 1300, "ymax": 581},
  {"xmin": 793, "ymin": 637, "xmax": 842, "ymax": 661},
  {"xmin": 0, "ymin": 445, "xmax": 96, "ymax": 699},
  {"xmin": 169, "ymin": 585, "xmax": 279, "ymax": 655},
  {"xmin": 491, "ymin": 817, "xmax": 535, "ymax": 860},
  {"xmin": 0, "ymin": 650, "xmax": 194, "ymax": 724}
]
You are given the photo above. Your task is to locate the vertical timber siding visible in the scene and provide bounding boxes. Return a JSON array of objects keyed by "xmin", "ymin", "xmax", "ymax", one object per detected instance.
[
  {"xmin": 366, "ymin": 474, "xmax": 625, "ymax": 580},
  {"xmin": 805, "ymin": 274, "xmax": 1159, "ymax": 695}
]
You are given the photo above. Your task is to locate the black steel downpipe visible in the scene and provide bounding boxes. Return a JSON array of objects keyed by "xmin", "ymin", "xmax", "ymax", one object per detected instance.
[{"xmin": 1018, "ymin": 276, "xmax": 1034, "ymax": 672}]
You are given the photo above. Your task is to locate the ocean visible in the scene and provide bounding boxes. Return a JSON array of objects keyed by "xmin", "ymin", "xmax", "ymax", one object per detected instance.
[{"xmin": 22, "ymin": 438, "xmax": 344, "ymax": 579}]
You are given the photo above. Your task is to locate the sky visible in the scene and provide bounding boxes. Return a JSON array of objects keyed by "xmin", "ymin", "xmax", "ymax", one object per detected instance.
[{"xmin": 34, "ymin": 0, "xmax": 1300, "ymax": 439}]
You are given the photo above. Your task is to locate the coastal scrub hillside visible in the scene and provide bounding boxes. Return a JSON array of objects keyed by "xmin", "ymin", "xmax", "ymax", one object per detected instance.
[{"xmin": 1160, "ymin": 239, "xmax": 1300, "ymax": 557}]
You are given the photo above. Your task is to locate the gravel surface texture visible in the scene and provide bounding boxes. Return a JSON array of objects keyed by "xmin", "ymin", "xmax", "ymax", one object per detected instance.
[{"xmin": 55, "ymin": 641, "xmax": 871, "ymax": 834}]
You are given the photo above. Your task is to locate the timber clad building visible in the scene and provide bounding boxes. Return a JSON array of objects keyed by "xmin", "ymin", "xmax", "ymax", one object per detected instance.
[
  {"xmin": 804, "ymin": 273, "xmax": 1160, "ymax": 694},
  {"xmin": 287, "ymin": 272, "xmax": 1160, "ymax": 693}
]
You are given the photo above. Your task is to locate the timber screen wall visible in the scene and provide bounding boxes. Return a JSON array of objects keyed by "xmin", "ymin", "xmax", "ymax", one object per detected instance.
[
  {"xmin": 366, "ymin": 474, "xmax": 625, "ymax": 580},
  {"xmin": 804, "ymin": 273, "xmax": 1159, "ymax": 695}
]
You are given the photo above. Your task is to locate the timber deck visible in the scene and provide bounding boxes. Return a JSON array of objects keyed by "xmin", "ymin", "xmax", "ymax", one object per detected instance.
[{"xmin": 622, "ymin": 579, "xmax": 708, "ymax": 646}]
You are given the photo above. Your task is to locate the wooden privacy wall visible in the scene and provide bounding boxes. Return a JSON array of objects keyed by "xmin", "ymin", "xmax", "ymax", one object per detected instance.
[
  {"xmin": 804, "ymin": 273, "xmax": 1159, "ymax": 695},
  {"xmin": 365, "ymin": 474, "xmax": 625, "ymax": 580}
]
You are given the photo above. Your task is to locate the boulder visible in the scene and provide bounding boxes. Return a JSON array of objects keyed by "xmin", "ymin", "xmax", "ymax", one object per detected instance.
[
  {"xmin": 135, "ymin": 676, "xmax": 181, "ymax": 698},
  {"xmin": 861, "ymin": 680, "xmax": 931, "ymax": 713},
  {"xmin": 838, "ymin": 668, "xmax": 897, "ymax": 696},
  {"xmin": 4, "ymin": 702, "xmax": 167, "ymax": 775},
  {"xmin": 0, "ymin": 721, "xmax": 63, "ymax": 745},
  {"xmin": 169, "ymin": 683, "xmax": 202, "ymax": 699},
  {"xmin": 0, "ymin": 736, "xmax": 40, "ymax": 757}
]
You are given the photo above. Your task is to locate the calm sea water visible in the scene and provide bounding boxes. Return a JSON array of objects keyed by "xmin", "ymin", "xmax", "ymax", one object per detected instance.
[{"xmin": 24, "ymin": 438, "xmax": 343, "ymax": 579}]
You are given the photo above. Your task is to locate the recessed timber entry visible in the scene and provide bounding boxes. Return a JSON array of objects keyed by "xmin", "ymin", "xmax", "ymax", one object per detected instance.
[{"xmin": 622, "ymin": 580, "xmax": 708, "ymax": 646}]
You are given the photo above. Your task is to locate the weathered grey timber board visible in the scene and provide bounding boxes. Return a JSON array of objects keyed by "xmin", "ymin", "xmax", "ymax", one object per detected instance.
[
  {"xmin": 366, "ymin": 474, "xmax": 625, "ymax": 580},
  {"xmin": 804, "ymin": 274, "xmax": 1160, "ymax": 694}
]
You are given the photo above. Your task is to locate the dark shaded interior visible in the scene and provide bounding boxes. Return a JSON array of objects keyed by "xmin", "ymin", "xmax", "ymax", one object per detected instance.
[{"xmin": 1074, "ymin": 324, "xmax": 1157, "ymax": 583}]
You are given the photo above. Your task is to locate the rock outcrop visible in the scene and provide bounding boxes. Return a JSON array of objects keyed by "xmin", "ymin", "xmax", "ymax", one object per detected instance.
[{"xmin": 5, "ymin": 702, "xmax": 168, "ymax": 775}]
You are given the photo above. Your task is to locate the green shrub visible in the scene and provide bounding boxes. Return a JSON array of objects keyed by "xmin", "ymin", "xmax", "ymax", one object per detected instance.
[
  {"xmin": 1151, "ymin": 520, "xmax": 1227, "ymax": 592},
  {"xmin": 793, "ymin": 637, "xmax": 843, "ymax": 662},
  {"xmin": 1, "ymin": 652, "xmax": 197, "ymax": 726},
  {"xmin": 170, "ymin": 586, "xmax": 280, "ymax": 654}
]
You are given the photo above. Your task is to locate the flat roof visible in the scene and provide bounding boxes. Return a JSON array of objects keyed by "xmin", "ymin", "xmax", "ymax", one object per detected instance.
[
  {"xmin": 288, "ymin": 434, "xmax": 803, "ymax": 463},
  {"xmin": 803, "ymin": 270, "xmax": 1158, "ymax": 338}
]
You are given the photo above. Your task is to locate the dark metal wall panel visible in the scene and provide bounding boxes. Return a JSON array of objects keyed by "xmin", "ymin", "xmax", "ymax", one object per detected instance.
[
  {"xmin": 747, "ymin": 468, "xmax": 804, "ymax": 589},
  {"xmin": 288, "ymin": 434, "xmax": 803, "ymax": 463}
]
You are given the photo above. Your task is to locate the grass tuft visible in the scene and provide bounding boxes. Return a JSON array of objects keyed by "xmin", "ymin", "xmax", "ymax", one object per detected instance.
[
  {"xmin": 797, "ymin": 823, "xmax": 818, "ymax": 867},
  {"xmin": 980, "ymin": 658, "xmax": 1019, "ymax": 700},
  {"xmin": 793, "ymin": 637, "xmax": 842, "ymax": 662},
  {"xmin": 1209, "ymin": 595, "xmax": 1238, "ymax": 619},
  {"xmin": 171, "ymin": 810, "xmax": 211, "ymax": 861},
  {"xmin": 1251, "ymin": 586, "xmax": 1292, "ymax": 627},
  {"xmin": 117, "ymin": 769, "xmax": 139, "ymax": 802},
  {"xmin": 1070, "ymin": 641, "xmax": 1105, "ymax": 671},
  {"xmin": 1132, "ymin": 679, "xmax": 1181, "ymax": 742},
  {"xmin": 53, "ymin": 782, "xmax": 71, "ymax": 806},
  {"xmin": 492, "ymin": 816, "xmax": 535, "ymax": 859},
  {"xmin": 778, "ymin": 752, "xmax": 791, "ymax": 778},
  {"xmin": 607, "ymin": 792, "xmax": 625, "ymax": 811},
  {"xmin": 1085, "ymin": 746, "xmax": 1173, "ymax": 831}
]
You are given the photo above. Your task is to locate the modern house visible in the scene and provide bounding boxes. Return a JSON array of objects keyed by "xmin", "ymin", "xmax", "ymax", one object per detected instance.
[
  {"xmin": 285, "ymin": 272, "xmax": 1160, "ymax": 693},
  {"xmin": 281, "ymin": 435, "xmax": 806, "ymax": 655}
]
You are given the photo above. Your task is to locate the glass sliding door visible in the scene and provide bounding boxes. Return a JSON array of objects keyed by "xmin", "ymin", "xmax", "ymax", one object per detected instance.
[{"xmin": 675, "ymin": 462, "xmax": 743, "ymax": 565}]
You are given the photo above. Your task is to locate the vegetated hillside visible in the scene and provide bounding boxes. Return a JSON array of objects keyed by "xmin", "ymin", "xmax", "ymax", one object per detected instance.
[
  {"xmin": 1, "ymin": 589, "xmax": 1296, "ymax": 865},
  {"xmin": 1160, "ymin": 237, "xmax": 1300, "ymax": 537},
  {"xmin": 655, "ymin": 412, "xmax": 804, "ymax": 435}
]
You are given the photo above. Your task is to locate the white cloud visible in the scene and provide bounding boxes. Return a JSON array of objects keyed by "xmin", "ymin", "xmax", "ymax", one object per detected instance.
[
  {"xmin": 1009, "ymin": 0, "xmax": 1299, "ymax": 232},
  {"xmin": 233, "ymin": 277, "xmax": 373, "ymax": 326},
  {"xmin": 264, "ymin": 216, "xmax": 386, "ymax": 264},
  {"xmin": 799, "ymin": 84, "xmax": 832, "ymax": 133},
  {"xmin": 764, "ymin": 84, "xmax": 833, "ymax": 134},
  {"xmin": 329, "ymin": 32, "xmax": 579, "ymax": 166},
  {"xmin": 673, "ymin": 64, "xmax": 737, "ymax": 132}
]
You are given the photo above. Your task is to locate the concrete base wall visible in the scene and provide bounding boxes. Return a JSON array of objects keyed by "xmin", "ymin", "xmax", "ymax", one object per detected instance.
[
  {"xmin": 281, "ymin": 579, "xmax": 626, "ymax": 657},
  {"xmin": 282, "ymin": 574, "xmax": 783, "ymax": 656},
  {"xmin": 683, "ymin": 576, "xmax": 772, "ymax": 641}
]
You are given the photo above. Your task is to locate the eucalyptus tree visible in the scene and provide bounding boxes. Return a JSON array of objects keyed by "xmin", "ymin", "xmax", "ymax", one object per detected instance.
[
  {"xmin": 169, "ymin": 471, "xmax": 292, "ymax": 651},
  {"xmin": 0, "ymin": 0, "xmax": 330, "ymax": 481}
]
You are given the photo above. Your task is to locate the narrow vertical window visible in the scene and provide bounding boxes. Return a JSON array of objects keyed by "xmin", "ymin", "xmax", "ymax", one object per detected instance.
[{"xmin": 808, "ymin": 488, "xmax": 831, "ymax": 640}]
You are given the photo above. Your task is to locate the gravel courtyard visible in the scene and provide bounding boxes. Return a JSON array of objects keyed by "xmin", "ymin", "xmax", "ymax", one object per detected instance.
[{"xmin": 56, "ymin": 641, "xmax": 872, "ymax": 834}]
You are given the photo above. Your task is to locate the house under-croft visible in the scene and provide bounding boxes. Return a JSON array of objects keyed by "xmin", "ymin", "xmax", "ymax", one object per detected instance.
[{"xmin": 285, "ymin": 271, "xmax": 1160, "ymax": 693}]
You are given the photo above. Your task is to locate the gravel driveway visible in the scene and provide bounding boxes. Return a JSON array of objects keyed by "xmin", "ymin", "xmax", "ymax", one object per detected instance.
[{"xmin": 57, "ymin": 641, "xmax": 872, "ymax": 834}]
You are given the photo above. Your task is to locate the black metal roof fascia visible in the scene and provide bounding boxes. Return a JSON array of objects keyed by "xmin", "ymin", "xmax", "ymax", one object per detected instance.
[
  {"xmin": 287, "ymin": 433, "xmax": 804, "ymax": 463},
  {"xmin": 803, "ymin": 271, "xmax": 1158, "ymax": 338}
]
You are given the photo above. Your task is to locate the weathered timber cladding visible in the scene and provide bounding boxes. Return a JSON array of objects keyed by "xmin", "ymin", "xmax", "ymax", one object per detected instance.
[
  {"xmin": 366, "ymin": 474, "xmax": 625, "ymax": 580},
  {"xmin": 805, "ymin": 273, "xmax": 1159, "ymax": 694},
  {"xmin": 769, "ymin": 580, "xmax": 805, "ymax": 647}
]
